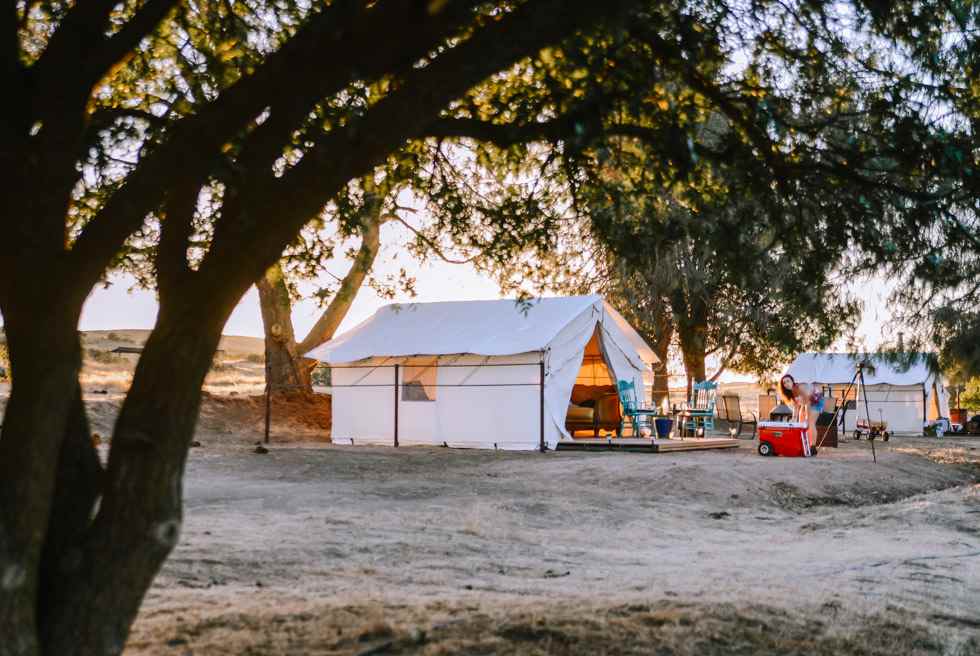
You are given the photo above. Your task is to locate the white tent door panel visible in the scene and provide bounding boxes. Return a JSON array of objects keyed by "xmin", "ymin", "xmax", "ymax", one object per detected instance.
[
  {"xmin": 543, "ymin": 309, "xmax": 607, "ymax": 446},
  {"xmin": 925, "ymin": 379, "xmax": 950, "ymax": 421},
  {"xmin": 845, "ymin": 384, "xmax": 925, "ymax": 434},
  {"xmin": 597, "ymin": 323, "xmax": 646, "ymax": 406}
]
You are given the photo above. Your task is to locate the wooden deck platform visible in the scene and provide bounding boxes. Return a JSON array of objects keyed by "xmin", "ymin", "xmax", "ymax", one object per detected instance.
[{"xmin": 555, "ymin": 438, "xmax": 741, "ymax": 453}]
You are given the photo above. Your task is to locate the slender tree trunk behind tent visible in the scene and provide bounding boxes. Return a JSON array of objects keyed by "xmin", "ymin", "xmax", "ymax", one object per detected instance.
[
  {"xmin": 680, "ymin": 339, "xmax": 707, "ymax": 397},
  {"xmin": 256, "ymin": 197, "xmax": 384, "ymax": 393},
  {"xmin": 629, "ymin": 304, "xmax": 673, "ymax": 408},
  {"xmin": 256, "ymin": 265, "xmax": 312, "ymax": 392},
  {"xmin": 670, "ymin": 289, "xmax": 709, "ymax": 399},
  {"xmin": 650, "ymin": 320, "xmax": 674, "ymax": 409}
]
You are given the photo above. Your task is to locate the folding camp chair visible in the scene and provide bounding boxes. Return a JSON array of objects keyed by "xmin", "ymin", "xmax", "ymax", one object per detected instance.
[
  {"xmin": 683, "ymin": 380, "xmax": 718, "ymax": 435},
  {"xmin": 617, "ymin": 380, "xmax": 658, "ymax": 437}
]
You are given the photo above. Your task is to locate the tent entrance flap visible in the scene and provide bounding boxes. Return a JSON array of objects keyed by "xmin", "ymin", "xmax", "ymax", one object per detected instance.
[{"xmin": 565, "ymin": 328, "xmax": 621, "ymax": 438}]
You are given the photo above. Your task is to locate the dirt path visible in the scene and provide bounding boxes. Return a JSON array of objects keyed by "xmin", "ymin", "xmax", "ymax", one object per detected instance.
[{"xmin": 126, "ymin": 437, "xmax": 980, "ymax": 655}]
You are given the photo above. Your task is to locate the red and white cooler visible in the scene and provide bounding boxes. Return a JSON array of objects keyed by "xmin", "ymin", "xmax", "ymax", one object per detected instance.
[{"xmin": 757, "ymin": 421, "xmax": 813, "ymax": 457}]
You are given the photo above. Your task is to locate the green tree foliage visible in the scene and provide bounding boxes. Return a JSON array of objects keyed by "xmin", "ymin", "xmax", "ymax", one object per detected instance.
[
  {"xmin": 961, "ymin": 378, "xmax": 980, "ymax": 411},
  {"xmin": 764, "ymin": 3, "xmax": 980, "ymax": 375}
]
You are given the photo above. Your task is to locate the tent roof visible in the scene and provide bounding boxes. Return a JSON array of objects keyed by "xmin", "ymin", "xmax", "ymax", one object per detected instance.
[
  {"xmin": 785, "ymin": 352, "xmax": 941, "ymax": 386},
  {"xmin": 307, "ymin": 295, "xmax": 657, "ymax": 365}
]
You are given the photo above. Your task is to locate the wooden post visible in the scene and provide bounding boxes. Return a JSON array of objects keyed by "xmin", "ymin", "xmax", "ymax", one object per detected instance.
[
  {"xmin": 264, "ymin": 361, "xmax": 271, "ymax": 444},
  {"xmin": 539, "ymin": 361, "xmax": 545, "ymax": 453},
  {"xmin": 394, "ymin": 363, "xmax": 400, "ymax": 447},
  {"xmin": 922, "ymin": 386, "xmax": 927, "ymax": 430}
]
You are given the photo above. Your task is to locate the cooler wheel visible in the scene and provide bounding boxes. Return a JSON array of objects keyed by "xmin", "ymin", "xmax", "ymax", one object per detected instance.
[{"xmin": 758, "ymin": 441, "xmax": 773, "ymax": 457}]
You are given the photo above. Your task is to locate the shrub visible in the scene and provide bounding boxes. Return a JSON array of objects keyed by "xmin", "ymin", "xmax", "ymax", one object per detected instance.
[
  {"xmin": 106, "ymin": 332, "xmax": 133, "ymax": 343},
  {"xmin": 86, "ymin": 348, "xmax": 123, "ymax": 365},
  {"xmin": 311, "ymin": 365, "xmax": 331, "ymax": 387},
  {"xmin": 245, "ymin": 353, "xmax": 265, "ymax": 364},
  {"xmin": 209, "ymin": 353, "xmax": 234, "ymax": 372}
]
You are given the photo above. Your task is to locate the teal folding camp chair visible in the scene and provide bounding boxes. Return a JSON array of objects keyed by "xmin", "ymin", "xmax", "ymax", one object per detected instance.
[
  {"xmin": 617, "ymin": 380, "xmax": 658, "ymax": 437},
  {"xmin": 684, "ymin": 380, "xmax": 718, "ymax": 434}
]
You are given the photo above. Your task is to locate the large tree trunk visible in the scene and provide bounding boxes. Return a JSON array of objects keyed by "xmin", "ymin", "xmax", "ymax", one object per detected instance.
[
  {"xmin": 0, "ymin": 292, "xmax": 85, "ymax": 656},
  {"xmin": 35, "ymin": 288, "xmax": 240, "ymax": 656},
  {"xmin": 256, "ymin": 197, "xmax": 384, "ymax": 393},
  {"xmin": 36, "ymin": 385, "xmax": 104, "ymax": 635},
  {"xmin": 679, "ymin": 337, "xmax": 707, "ymax": 396}
]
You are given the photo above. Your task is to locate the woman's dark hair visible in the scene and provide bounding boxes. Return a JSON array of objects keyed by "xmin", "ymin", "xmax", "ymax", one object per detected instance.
[{"xmin": 779, "ymin": 374, "xmax": 796, "ymax": 403}]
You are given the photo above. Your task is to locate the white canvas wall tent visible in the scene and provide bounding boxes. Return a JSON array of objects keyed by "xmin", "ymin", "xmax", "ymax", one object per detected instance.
[
  {"xmin": 307, "ymin": 295, "xmax": 658, "ymax": 450},
  {"xmin": 785, "ymin": 353, "xmax": 951, "ymax": 434}
]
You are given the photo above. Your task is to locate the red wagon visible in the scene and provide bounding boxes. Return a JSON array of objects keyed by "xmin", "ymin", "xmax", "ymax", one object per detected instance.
[{"xmin": 757, "ymin": 421, "xmax": 815, "ymax": 457}]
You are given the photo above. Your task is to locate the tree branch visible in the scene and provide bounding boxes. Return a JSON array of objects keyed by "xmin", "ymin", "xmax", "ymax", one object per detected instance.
[
  {"xmin": 424, "ymin": 111, "xmax": 593, "ymax": 147},
  {"xmin": 234, "ymin": 0, "xmax": 485, "ymax": 179},
  {"xmin": 156, "ymin": 179, "xmax": 200, "ymax": 298},
  {"xmin": 68, "ymin": 0, "xmax": 482, "ymax": 293},
  {"xmin": 206, "ymin": 0, "xmax": 639, "ymax": 286},
  {"xmin": 388, "ymin": 215, "xmax": 478, "ymax": 265},
  {"xmin": 87, "ymin": 0, "xmax": 181, "ymax": 87},
  {"xmin": 30, "ymin": 1, "xmax": 118, "ymax": 91},
  {"xmin": 32, "ymin": 1, "xmax": 179, "ymax": 104},
  {"xmin": 296, "ymin": 196, "xmax": 384, "ymax": 355}
]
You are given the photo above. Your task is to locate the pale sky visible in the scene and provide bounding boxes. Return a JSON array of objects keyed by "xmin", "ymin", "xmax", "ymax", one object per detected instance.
[
  {"xmin": 79, "ymin": 221, "xmax": 503, "ymax": 339},
  {"xmin": 80, "ymin": 266, "xmax": 894, "ymax": 345},
  {"xmin": 74, "ymin": 217, "xmax": 897, "ymax": 383}
]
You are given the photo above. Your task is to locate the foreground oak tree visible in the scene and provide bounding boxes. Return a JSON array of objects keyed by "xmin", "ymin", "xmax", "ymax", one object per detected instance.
[
  {"xmin": 2, "ymin": 1, "xmax": 976, "ymax": 654},
  {"xmin": 0, "ymin": 1, "xmax": 641, "ymax": 653}
]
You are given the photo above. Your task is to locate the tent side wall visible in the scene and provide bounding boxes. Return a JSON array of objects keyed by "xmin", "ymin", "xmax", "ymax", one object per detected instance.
[
  {"xmin": 415, "ymin": 353, "xmax": 542, "ymax": 450},
  {"xmin": 330, "ymin": 353, "xmax": 544, "ymax": 449}
]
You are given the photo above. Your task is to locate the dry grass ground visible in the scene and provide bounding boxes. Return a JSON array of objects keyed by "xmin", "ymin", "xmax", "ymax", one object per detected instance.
[
  {"xmin": 78, "ymin": 329, "xmax": 268, "ymax": 395},
  {"xmin": 2, "ymin": 338, "xmax": 978, "ymax": 655},
  {"xmin": 119, "ymin": 437, "xmax": 979, "ymax": 656}
]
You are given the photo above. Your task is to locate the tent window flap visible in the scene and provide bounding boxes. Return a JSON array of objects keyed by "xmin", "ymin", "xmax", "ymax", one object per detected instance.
[{"xmin": 402, "ymin": 364, "xmax": 437, "ymax": 401}]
